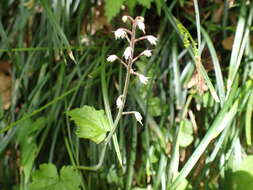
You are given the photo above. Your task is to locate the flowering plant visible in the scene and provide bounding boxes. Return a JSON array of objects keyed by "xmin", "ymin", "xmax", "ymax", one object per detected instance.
[{"xmin": 67, "ymin": 15, "xmax": 157, "ymax": 170}]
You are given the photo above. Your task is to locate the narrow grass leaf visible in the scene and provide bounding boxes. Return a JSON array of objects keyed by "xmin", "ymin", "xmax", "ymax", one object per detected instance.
[
  {"xmin": 245, "ymin": 90, "xmax": 253, "ymax": 145},
  {"xmin": 171, "ymin": 100, "xmax": 238, "ymax": 189}
]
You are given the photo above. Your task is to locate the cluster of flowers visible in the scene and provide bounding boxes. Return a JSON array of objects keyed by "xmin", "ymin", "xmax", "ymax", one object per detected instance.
[{"xmin": 106, "ymin": 15, "xmax": 158, "ymax": 125}]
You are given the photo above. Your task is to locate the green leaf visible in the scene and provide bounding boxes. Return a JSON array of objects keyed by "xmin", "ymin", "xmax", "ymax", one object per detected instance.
[
  {"xmin": 60, "ymin": 166, "xmax": 82, "ymax": 190},
  {"xmin": 105, "ymin": 0, "xmax": 125, "ymax": 21},
  {"xmin": 224, "ymin": 156, "xmax": 253, "ymax": 190},
  {"xmin": 17, "ymin": 117, "xmax": 45, "ymax": 183},
  {"xmin": 137, "ymin": 0, "xmax": 152, "ymax": 8},
  {"xmin": 126, "ymin": 0, "xmax": 137, "ymax": 13},
  {"xmin": 66, "ymin": 105, "xmax": 111, "ymax": 144},
  {"xmin": 29, "ymin": 164, "xmax": 81, "ymax": 190},
  {"xmin": 179, "ymin": 119, "xmax": 194, "ymax": 147},
  {"xmin": 21, "ymin": 142, "xmax": 38, "ymax": 183}
]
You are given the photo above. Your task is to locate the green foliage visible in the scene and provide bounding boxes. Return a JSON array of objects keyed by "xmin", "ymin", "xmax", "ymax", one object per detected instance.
[
  {"xmin": 105, "ymin": 0, "xmax": 154, "ymax": 20},
  {"xmin": 66, "ymin": 105, "xmax": 111, "ymax": 144},
  {"xmin": 105, "ymin": 0, "xmax": 125, "ymax": 21},
  {"xmin": 138, "ymin": 0, "xmax": 153, "ymax": 9},
  {"xmin": 1, "ymin": 0, "xmax": 253, "ymax": 190},
  {"xmin": 224, "ymin": 156, "xmax": 253, "ymax": 190},
  {"xmin": 29, "ymin": 163, "xmax": 81, "ymax": 190},
  {"xmin": 17, "ymin": 117, "xmax": 45, "ymax": 183},
  {"xmin": 179, "ymin": 119, "xmax": 193, "ymax": 148}
]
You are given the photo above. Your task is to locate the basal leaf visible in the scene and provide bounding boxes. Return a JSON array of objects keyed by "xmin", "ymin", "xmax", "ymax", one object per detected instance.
[
  {"xmin": 29, "ymin": 164, "xmax": 81, "ymax": 190},
  {"xmin": 29, "ymin": 163, "xmax": 59, "ymax": 190},
  {"xmin": 60, "ymin": 166, "xmax": 81, "ymax": 190},
  {"xmin": 179, "ymin": 119, "xmax": 194, "ymax": 147},
  {"xmin": 66, "ymin": 105, "xmax": 111, "ymax": 144}
]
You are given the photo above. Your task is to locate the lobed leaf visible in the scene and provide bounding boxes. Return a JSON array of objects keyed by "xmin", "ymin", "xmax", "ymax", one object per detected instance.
[{"xmin": 66, "ymin": 105, "xmax": 111, "ymax": 144}]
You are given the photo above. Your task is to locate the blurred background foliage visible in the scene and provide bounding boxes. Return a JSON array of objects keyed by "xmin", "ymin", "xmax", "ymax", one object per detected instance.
[{"xmin": 1, "ymin": 0, "xmax": 253, "ymax": 189}]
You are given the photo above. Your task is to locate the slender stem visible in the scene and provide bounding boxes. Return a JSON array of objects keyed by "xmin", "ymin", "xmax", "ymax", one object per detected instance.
[
  {"xmin": 117, "ymin": 57, "xmax": 128, "ymax": 68},
  {"xmin": 122, "ymin": 111, "xmax": 136, "ymax": 115}
]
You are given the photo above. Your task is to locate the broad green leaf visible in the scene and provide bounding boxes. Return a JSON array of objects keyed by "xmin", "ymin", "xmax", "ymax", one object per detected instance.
[
  {"xmin": 29, "ymin": 163, "xmax": 81, "ymax": 190},
  {"xmin": 105, "ymin": 0, "xmax": 125, "ymax": 21},
  {"xmin": 30, "ymin": 164, "xmax": 59, "ymax": 190},
  {"xmin": 60, "ymin": 166, "xmax": 82, "ymax": 190},
  {"xmin": 66, "ymin": 105, "xmax": 111, "ymax": 144}
]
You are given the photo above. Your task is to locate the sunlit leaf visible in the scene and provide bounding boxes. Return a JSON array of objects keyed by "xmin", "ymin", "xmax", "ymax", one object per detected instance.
[
  {"xmin": 66, "ymin": 106, "xmax": 111, "ymax": 144},
  {"xmin": 105, "ymin": 0, "xmax": 125, "ymax": 21}
]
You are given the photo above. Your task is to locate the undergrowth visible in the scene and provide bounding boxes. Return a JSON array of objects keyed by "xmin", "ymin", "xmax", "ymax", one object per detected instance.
[{"xmin": 1, "ymin": 0, "xmax": 253, "ymax": 190}]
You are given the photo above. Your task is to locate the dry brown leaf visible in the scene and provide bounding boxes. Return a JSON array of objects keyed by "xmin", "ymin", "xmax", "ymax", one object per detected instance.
[
  {"xmin": 186, "ymin": 56, "xmax": 208, "ymax": 95},
  {"xmin": 214, "ymin": 2, "xmax": 224, "ymax": 23},
  {"xmin": 0, "ymin": 61, "xmax": 11, "ymax": 110},
  {"xmin": 222, "ymin": 35, "xmax": 234, "ymax": 50},
  {"xmin": 81, "ymin": 2, "xmax": 112, "ymax": 37}
]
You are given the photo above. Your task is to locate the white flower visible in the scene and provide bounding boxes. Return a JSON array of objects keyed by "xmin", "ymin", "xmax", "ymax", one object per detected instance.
[
  {"xmin": 116, "ymin": 95, "xmax": 123, "ymax": 109},
  {"xmin": 147, "ymin": 35, "xmax": 158, "ymax": 45},
  {"xmin": 122, "ymin": 15, "xmax": 128, "ymax": 23},
  {"xmin": 134, "ymin": 111, "xmax": 143, "ymax": 125},
  {"xmin": 137, "ymin": 20, "xmax": 145, "ymax": 34},
  {"xmin": 137, "ymin": 16, "xmax": 144, "ymax": 22},
  {"xmin": 114, "ymin": 28, "xmax": 126, "ymax": 39},
  {"xmin": 138, "ymin": 74, "xmax": 149, "ymax": 85},
  {"xmin": 107, "ymin": 55, "xmax": 117, "ymax": 62},
  {"xmin": 123, "ymin": 46, "xmax": 132, "ymax": 60},
  {"xmin": 142, "ymin": 50, "xmax": 152, "ymax": 57}
]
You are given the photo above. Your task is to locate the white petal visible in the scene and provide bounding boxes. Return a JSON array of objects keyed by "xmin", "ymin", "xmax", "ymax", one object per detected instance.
[
  {"xmin": 122, "ymin": 15, "xmax": 128, "ymax": 23},
  {"xmin": 114, "ymin": 28, "xmax": 126, "ymax": 39},
  {"xmin": 107, "ymin": 55, "xmax": 117, "ymax": 62},
  {"xmin": 138, "ymin": 74, "xmax": 149, "ymax": 85},
  {"xmin": 142, "ymin": 50, "xmax": 152, "ymax": 57},
  {"xmin": 123, "ymin": 46, "xmax": 132, "ymax": 60},
  {"xmin": 147, "ymin": 35, "xmax": 158, "ymax": 45},
  {"xmin": 116, "ymin": 95, "xmax": 123, "ymax": 109},
  {"xmin": 134, "ymin": 112, "xmax": 143, "ymax": 125},
  {"xmin": 137, "ymin": 20, "xmax": 145, "ymax": 34}
]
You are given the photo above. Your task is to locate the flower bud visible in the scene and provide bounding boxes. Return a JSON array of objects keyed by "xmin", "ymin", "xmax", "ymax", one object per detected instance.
[
  {"xmin": 116, "ymin": 95, "xmax": 124, "ymax": 109},
  {"xmin": 138, "ymin": 74, "xmax": 149, "ymax": 85},
  {"xmin": 137, "ymin": 20, "xmax": 145, "ymax": 34},
  {"xmin": 114, "ymin": 28, "xmax": 127, "ymax": 39},
  {"xmin": 147, "ymin": 35, "xmax": 158, "ymax": 45},
  {"xmin": 142, "ymin": 50, "xmax": 152, "ymax": 57},
  {"xmin": 107, "ymin": 55, "xmax": 117, "ymax": 62},
  {"xmin": 123, "ymin": 46, "xmax": 132, "ymax": 60},
  {"xmin": 134, "ymin": 111, "xmax": 143, "ymax": 125},
  {"xmin": 122, "ymin": 15, "xmax": 128, "ymax": 23}
]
